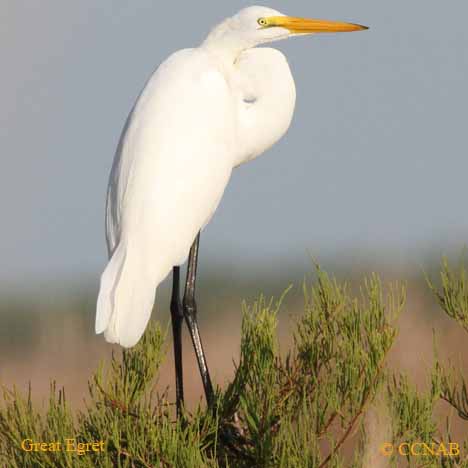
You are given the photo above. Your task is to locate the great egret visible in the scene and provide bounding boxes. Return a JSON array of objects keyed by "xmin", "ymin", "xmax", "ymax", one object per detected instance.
[{"xmin": 96, "ymin": 6, "xmax": 367, "ymax": 412}]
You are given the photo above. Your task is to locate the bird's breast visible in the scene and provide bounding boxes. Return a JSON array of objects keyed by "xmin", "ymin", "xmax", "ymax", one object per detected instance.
[{"xmin": 230, "ymin": 47, "xmax": 296, "ymax": 167}]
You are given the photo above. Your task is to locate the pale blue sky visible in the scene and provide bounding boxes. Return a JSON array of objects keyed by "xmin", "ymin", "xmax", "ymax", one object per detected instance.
[{"xmin": 1, "ymin": 0, "xmax": 467, "ymax": 284}]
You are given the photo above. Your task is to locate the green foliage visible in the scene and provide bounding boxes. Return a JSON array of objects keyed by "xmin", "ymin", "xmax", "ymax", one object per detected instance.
[
  {"xmin": 0, "ymin": 268, "xmax": 404, "ymax": 467},
  {"xmin": 387, "ymin": 373, "xmax": 440, "ymax": 466},
  {"xmin": 427, "ymin": 255, "xmax": 468, "ymax": 333},
  {"xmin": 421, "ymin": 255, "xmax": 468, "ymax": 467},
  {"xmin": 428, "ymin": 256, "xmax": 468, "ymax": 426},
  {"xmin": 384, "ymin": 255, "xmax": 468, "ymax": 467}
]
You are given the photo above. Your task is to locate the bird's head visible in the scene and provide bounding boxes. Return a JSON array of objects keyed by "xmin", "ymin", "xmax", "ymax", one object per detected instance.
[{"xmin": 203, "ymin": 6, "xmax": 368, "ymax": 54}]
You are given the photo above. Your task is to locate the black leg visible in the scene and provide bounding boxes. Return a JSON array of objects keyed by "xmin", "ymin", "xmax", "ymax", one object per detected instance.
[
  {"xmin": 170, "ymin": 266, "xmax": 184, "ymax": 416},
  {"xmin": 182, "ymin": 233, "xmax": 215, "ymax": 407}
]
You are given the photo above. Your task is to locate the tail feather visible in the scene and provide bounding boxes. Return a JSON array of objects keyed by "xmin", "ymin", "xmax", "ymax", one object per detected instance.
[
  {"xmin": 95, "ymin": 244, "xmax": 126, "ymax": 335},
  {"xmin": 96, "ymin": 242, "xmax": 159, "ymax": 348}
]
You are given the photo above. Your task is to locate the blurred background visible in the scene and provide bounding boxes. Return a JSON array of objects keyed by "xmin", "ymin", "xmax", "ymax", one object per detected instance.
[{"xmin": 1, "ymin": 0, "xmax": 467, "ymax": 423}]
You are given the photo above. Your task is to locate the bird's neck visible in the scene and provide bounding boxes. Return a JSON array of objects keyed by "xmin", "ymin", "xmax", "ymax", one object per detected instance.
[
  {"xmin": 200, "ymin": 37, "xmax": 248, "ymax": 67},
  {"xmin": 200, "ymin": 20, "xmax": 257, "ymax": 67}
]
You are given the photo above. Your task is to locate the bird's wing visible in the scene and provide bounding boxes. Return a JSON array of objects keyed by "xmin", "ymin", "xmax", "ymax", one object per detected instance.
[
  {"xmin": 105, "ymin": 109, "xmax": 133, "ymax": 257},
  {"xmin": 97, "ymin": 48, "xmax": 236, "ymax": 347}
]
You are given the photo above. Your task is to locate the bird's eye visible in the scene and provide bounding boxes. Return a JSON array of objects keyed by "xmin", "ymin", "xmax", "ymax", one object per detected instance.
[{"xmin": 257, "ymin": 18, "xmax": 268, "ymax": 27}]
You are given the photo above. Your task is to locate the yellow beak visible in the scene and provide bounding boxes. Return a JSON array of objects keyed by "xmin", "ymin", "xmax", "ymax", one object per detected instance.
[{"xmin": 263, "ymin": 16, "xmax": 368, "ymax": 34}]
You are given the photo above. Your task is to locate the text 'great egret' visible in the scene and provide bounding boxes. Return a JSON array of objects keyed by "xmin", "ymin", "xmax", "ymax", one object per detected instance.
[{"xmin": 96, "ymin": 5, "xmax": 367, "ymax": 414}]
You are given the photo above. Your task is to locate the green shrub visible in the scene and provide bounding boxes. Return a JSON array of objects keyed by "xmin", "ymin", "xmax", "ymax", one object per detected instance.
[{"xmin": 10, "ymin": 262, "xmax": 468, "ymax": 467}]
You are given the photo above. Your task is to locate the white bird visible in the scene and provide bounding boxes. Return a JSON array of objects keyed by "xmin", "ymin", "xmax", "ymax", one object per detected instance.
[{"xmin": 96, "ymin": 5, "xmax": 367, "ymax": 411}]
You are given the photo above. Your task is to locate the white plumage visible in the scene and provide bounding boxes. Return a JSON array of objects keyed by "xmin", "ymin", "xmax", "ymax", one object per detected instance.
[{"xmin": 95, "ymin": 6, "xmax": 366, "ymax": 347}]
